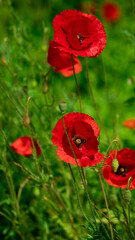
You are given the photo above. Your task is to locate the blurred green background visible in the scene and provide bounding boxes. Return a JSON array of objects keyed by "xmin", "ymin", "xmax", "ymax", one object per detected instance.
[{"xmin": 0, "ymin": 0, "xmax": 135, "ymax": 239}]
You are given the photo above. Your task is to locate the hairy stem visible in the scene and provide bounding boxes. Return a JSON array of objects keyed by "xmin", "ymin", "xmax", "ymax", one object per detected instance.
[
  {"xmin": 61, "ymin": 112, "xmax": 97, "ymax": 227},
  {"xmin": 85, "ymin": 58, "xmax": 110, "ymax": 145},
  {"xmin": 97, "ymin": 169, "xmax": 114, "ymax": 240},
  {"xmin": 71, "ymin": 54, "xmax": 82, "ymax": 113}
]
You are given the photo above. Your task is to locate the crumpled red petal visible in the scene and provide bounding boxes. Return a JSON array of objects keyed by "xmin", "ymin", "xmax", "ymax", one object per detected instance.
[
  {"xmin": 11, "ymin": 136, "xmax": 42, "ymax": 157},
  {"xmin": 47, "ymin": 40, "xmax": 82, "ymax": 77}
]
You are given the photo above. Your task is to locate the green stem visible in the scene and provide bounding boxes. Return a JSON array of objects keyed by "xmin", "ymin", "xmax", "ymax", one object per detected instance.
[
  {"xmin": 0, "ymin": 82, "xmax": 22, "ymax": 118},
  {"xmin": 101, "ymin": 54, "xmax": 113, "ymax": 120},
  {"xmin": 120, "ymin": 189, "xmax": 132, "ymax": 240},
  {"xmin": 68, "ymin": 163, "xmax": 89, "ymax": 222},
  {"xmin": 97, "ymin": 169, "xmax": 114, "ymax": 240},
  {"xmin": 85, "ymin": 58, "xmax": 110, "ymax": 145},
  {"xmin": 71, "ymin": 54, "xmax": 82, "ymax": 113},
  {"xmin": 128, "ymin": 204, "xmax": 131, "ymax": 226},
  {"xmin": 49, "ymin": 182, "xmax": 79, "ymax": 236},
  {"xmin": 1, "ymin": 145, "xmax": 25, "ymax": 239},
  {"xmin": 28, "ymin": 126, "xmax": 41, "ymax": 177},
  {"xmin": 61, "ymin": 112, "xmax": 97, "ymax": 227}
]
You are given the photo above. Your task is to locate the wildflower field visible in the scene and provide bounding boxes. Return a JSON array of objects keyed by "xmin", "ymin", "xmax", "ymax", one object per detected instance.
[{"xmin": 0, "ymin": 0, "xmax": 135, "ymax": 239}]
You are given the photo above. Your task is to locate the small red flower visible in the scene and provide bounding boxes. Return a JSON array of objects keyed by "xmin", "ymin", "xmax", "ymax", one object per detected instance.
[
  {"xmin": 11, "ymin": 136, "xmax": 42, "ymax": 157},
  {"xmin": 53, "ymin": 9, "xmax": 107, "ymax": 57},
  {"xmin": 47, "ymin": 40, "xmax": 82, "ymax": 77},
  {"xmin": 123, "ymin": 118, "xmax": 135, "ymax": 130},
  {"xmin": 101, "ymin": 2, "xmax": 121, "ymax": 23},
  {"xmin": 52, "ymin": 112, "xmax": 104, "ymax": 167},
  {"xmin": 102, "ymin": 148, "xmax": 135, "ymax": 189}
]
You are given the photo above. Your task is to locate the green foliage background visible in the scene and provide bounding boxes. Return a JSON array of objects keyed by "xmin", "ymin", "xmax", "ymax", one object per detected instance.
[{"xmin": 0, "ymin": 0, "xmax": 135, "ymax": 239}]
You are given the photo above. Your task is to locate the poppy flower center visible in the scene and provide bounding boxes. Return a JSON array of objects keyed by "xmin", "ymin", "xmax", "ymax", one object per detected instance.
[
  {"xmin": 115, "ymin": 164, "xmax": 128, "ymax": 177},
  {"xmin": 72, "ymin": 135, "xmax": 86, "ymax": 148},
  {"xmin": 77, "ymin": 33, "xmax": 84, "ymax": 44}
]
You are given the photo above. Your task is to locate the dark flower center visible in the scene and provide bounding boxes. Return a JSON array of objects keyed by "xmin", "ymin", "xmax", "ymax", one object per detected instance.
[
  {"xmin": 72, "ymin": 135, "xmax": 86, "ymax": 148},
  {"xmin": 115, "ymin": 164, "xmax": 128, "ymax": 177},
  {"xmin": 77, "ymin": 33, "xmax": 84, "ymax": 44}
]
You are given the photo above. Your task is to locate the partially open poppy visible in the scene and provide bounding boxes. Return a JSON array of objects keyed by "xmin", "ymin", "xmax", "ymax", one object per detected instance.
[
  {"xmin": 11, "ymin": 136, "xmax": 42, "ymax": 157},
  {"xmin": 47, "ymin": 40, "xmax": 82, "ymax": 77},
  {"xmin": 102, "ymin": 148, "xmax": 135, "ymax": 189},
  {"xmin": 53, "ymin": 9, "xmax": 107, "ymax": 57},
  {"xmin": 123, "ymin": 118, "xmax": 135, "ymax": 130},
  {"xmin": 101, "ymin": 2, "xmax": 121, "ymax": 23},
  {"xmin": 52, "ymin": 112, "xmax": 104, "ymax": 167}
]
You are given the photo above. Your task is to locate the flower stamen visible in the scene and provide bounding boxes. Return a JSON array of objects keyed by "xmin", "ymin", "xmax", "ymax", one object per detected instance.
[
  {"xmin": 72, "ymin": 136, "xmax": 86, "ymax": 148},
  {"xmin": 115, "ymin": 165, "xmax": 127, "ymax": 177},
  {"xmin": 77, "ymin": 33, "xmax": 84, "ymax": 44}
]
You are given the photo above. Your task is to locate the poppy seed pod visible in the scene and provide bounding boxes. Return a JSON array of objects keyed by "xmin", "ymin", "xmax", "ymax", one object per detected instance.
[
  {"xmin": 23, "ymin": 96, "xmax": 32, "ymax": 127},
  {"xmin": 112, "ymin": 158, "xmax": 119, "ymax": 173},
  {"xmin": 123, "ymin": 190, "xmax": 131, "ymax": 204},
  {"xmin": 102, "ymin": 148, "xmax": 135, "ymax": 189},
  {"xmin": 22, "ymin": 115, "xmax": 30, "ymax": 127},
  {"xmin": 59, "ymin": 101, "xmax": 67, "ymax": 113},
  {"xmin": 42, "ymin": 81, "xmax": 49, "ymax": 94}
]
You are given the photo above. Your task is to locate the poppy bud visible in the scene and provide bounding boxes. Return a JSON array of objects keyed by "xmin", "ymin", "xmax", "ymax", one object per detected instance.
[
  {"xmin": 22, "ymin": 96, "xmax": 32, "ymax": 127},
  {"xmin": 33, "ymin": 187, "xmax": 40, "ymax": 197},
  {"xmin": 42, "ymin": 81, "xmax": 49, "ymax": 94},
  {"xmin": 59, "ymin": 101, "xmax": 67, "ymax": 113},
  {"xmin": 1, "ymin": 56, "xmax": 7, "ymax": 65},
  {"xmin": 127, "ymin": 177, "xmax": 132, "ymax": 190},
  {"xmin": 112, "ymin": 158, "xmax": 119, "ymax": 173},
  {"xmin": 123, "ymin": 189, "xmax": 131, "ymax": 204},
  {"xmin": 0, "ymin": 38, "xmax": 8, "ymax": 67},
  {"xmin": 22, "ymin": 115, "xmax": 30, "ymax": 127}
]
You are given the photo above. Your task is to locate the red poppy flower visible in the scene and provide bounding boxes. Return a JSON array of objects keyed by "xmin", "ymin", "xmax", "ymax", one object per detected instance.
[
  {"xmin": 47, "ymin": 40, "xmax": 82, "ymax": 77},
  {"xmin": 101, "ymin": 2, "xmax": 121, "ymax": 23},
  {"xmin": 123, "ymin": 118, "xmax": 135, "ymax": 130},
  {"xmin": 11, "ymin": 136, "xmax": 42, "ymax": 157},
  {"xmin": 102, "ymin": 148, "xmax": 135, "ymax": 189},
  {"xmin": 52, "ymin": 112, "xmax": 104, "ymax": 167},
  {"xmin": 53, "ymin": 9, "xmax": 107, "ymax": 57}
]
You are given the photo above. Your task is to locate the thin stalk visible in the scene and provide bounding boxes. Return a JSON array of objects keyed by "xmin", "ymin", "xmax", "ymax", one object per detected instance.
[
  {"xmin": 48, "ymin": 182, "xmax": 79, "ymax": 236},
  {"xmin": 0, "ymin": 211, "xmax": 12, "ymax": 222},
  {"xmin": 44, "ymin": 94, "xmax": 52, "ymax": 129},
  {"xmin": 71, "ymin": 54, "xmax": 82, "ymax": 113},
  {"xmin": 68, "ymin": 163, "xmax": 89, "ymax": 222},
  {"xmin": 0, "ymin": 82, "xmax": 22, "ymax": 118},
  {"xmin": 1, "ymin": 148, "xmax": 25, "ymax": 239},
  {"xmin": 61, "ymin": 112, "xmax": 97, "ymax": 228},
  {"xmin": 90, "ymin": 200, "xmax": 121, "ymax": 239},
  {"xmin": 85, "ymin": 58, "xmax": 110, "ymax": 145},
  {"xmin": 120, "ymin": 189, "xmax": 132, "ymax": 240},
  {"xmin": 101, "ymin": 54, "xmax": 113, "ymax": 120},
  {"xmin": 28, "ymin": 126, "xmax": 41, "ymax": 177},
  {"xmin": 128, "ymin": 204, "xmax": 131, "ymax": 226},
  {"xmin": 97, "ymin": 169, "xmax": 114, "ymax": 240},
  {"xmin": 31, "ymin": 98, "xmax": 52, "ymax": 145}
]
